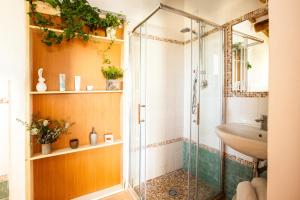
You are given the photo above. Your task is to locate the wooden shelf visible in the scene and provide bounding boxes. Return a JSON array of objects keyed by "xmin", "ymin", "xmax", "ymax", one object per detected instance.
[
  {"xmin": 30, "ymin": 139, "xmax": 123, "ymax": 160},
  {"xmin": 29, "ymin": 25, "xmax": 124, "ymax": 44},
  {"xmin": 30, "ymin": 90, "xmax": 123, "ymax": 95}
]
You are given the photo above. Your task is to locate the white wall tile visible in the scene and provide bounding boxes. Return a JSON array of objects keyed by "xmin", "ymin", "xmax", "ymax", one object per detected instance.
[{"xmin": 226, "ymin": 96, "xmax": 268, "ymax": 161}]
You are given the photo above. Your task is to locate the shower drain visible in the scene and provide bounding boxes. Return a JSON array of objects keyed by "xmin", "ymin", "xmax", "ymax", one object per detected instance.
[{"xmin": 169, "ymin": 188, "xmax": 178, "ymax": 197}]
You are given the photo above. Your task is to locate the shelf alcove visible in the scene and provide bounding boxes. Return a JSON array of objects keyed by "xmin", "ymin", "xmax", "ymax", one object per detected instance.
[{"xmin": 26, "ymin": 3, "xmax": 125, "ymax": 199}]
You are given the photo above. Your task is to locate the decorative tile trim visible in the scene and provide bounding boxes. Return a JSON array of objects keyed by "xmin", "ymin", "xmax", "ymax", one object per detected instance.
[
  {"xmin": 132, "ymin": 32, "xmax": 185, "ymax": 45},
  {"xmin": 182, "ymin": 138, "xmax": 254, "ymax": 167},
  {"xmin": 183, "ymin": 138, "xmax": 220, "ymax": 154},
  {"xmin": 223, "ymin": 5, "xmax": 269, "ymax": 98},
  {"xmin": 0, "ymin": 175, "xmax": 8, "ymax": 182},
  {"xmin": 146, "ymin": 137, "xmax": 183, "ymax": 148},
  {"xmin": 225, "ymin": 153, "xmax": 254, "ymax": 168}
]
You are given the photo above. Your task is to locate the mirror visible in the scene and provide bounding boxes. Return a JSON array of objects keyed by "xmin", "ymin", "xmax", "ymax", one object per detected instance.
[{"xmin": 232, "ymin": 17, "xmax": 269, "ymax": 92}]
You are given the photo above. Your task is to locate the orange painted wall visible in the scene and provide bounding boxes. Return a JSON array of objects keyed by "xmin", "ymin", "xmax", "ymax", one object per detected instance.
[{"xmin": 268, "ymin": 0, "xmax": 300, "ymax": 199}]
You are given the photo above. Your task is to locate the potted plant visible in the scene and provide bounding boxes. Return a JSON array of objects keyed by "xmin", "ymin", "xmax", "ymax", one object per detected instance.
[
  {"xmin": 18, "ymin": 117, "xmax": 73, "ymax": 155},
  {"xmin": 101, "ymin": 66, "xmax": 123, "ymax": 90},
  {"xmin": 100, "ymin": 13, "xmax": 123, "ymax": 39}
]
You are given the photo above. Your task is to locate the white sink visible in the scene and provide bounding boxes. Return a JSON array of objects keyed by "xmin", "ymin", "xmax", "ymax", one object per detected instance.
[{"xmin": 216, "ymin": 123, "xmax": 267, "ymax": 160}]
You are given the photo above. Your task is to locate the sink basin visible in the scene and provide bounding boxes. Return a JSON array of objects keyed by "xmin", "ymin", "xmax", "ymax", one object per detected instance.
[{"xmin": 216, "ymin": 123, "xmax": 267, "ymax": 160}]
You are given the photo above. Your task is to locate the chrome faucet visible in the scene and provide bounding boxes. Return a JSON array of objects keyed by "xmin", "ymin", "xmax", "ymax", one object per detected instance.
[{"xmin": 255, "ymin": 115, "xmax": 268, "ymax": 131}]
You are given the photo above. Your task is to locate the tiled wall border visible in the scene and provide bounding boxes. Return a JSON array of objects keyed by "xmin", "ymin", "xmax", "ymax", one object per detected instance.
[
  {"xmin": 0, "ymin": 175, "xmax": 8, "ymax": 182},
  {"xmin": 225, "ymin": 153, "xmax": 253, "ymax": 168},
  {"xmin": 146, "ymin": 137, "xmax": 183, "ymax": 148},
  {"xmin": 183, "ymin": 138, "xmax": 220, "ymax": 154},
  {"xmin": 223, "ymin": 5, "xmax": 269, "ymax": 98},
  {"xmin": 132, "ymin": 32, "xmax": 185, "ymax": 45},
  {"xmin": 144, "ymin": 137, "xmax": 254, "ymax": 167}
]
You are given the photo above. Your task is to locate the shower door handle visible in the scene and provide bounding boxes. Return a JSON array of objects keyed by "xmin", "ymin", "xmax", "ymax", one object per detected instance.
[
  {"xmin": 197, "ymin": 103, "xmax": 200, "ymax": 125},
  {"xmin": 138, "ymin": 104, "xmax": 146, "ymax": 124}
]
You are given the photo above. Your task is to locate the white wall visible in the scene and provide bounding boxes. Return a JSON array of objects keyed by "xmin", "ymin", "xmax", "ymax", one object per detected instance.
[
  {"xmin": 0, "ymin": 81, "xmax": 10, "ymax": 176},
  {"xmin": 0, "ymin": 1, "xmax": 27, "ymax": 200},
  {"xmin": 144, "ymin": 25, "xmax": 185, "ymax": 180},
  {"xmin": 226, "ymin": 97, "xmax": 268, "ymax": 161},
  {"xmin": 268, "ymin": 0, "xmax": 300, "ymax": 199},
  {"xmin": 183, "ymin": 30, "xmax": 223, "ymax": 150}
]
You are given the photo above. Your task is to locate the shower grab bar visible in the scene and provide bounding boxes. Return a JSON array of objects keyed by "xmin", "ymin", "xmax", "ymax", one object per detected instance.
[{"xmin": 138, "ymin": 104, "xmax": 146, "ymax": 124}]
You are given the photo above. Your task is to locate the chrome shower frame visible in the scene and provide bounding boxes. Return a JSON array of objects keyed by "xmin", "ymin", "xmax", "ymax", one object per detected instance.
[
  {"xmin": 132, "ymin": 3, "xmax": 221, "ymax": 33},
  {"xmin": 130, "ymin": 3, "xmax": 226, "ymax": 200}
]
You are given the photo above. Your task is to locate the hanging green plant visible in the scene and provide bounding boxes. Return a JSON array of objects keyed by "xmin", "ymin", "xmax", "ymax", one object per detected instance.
[
  {"xmin": 247, "ymin": 62, "xmax": 253, "ymax": 70},
  {"xmin": 27, "ymin": 0, "xmax": 124, "ymax": 46}
]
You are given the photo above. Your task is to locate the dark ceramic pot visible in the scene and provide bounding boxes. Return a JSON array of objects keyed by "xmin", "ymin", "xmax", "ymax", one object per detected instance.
[{"xmin": 69, "ymin": 139, "xmax": 79, "ymax": 149}]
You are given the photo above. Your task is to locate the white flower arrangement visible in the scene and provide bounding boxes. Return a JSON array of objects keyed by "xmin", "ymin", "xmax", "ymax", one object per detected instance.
[{"xmin": 18, "ymin": 117, "xmax": 74, "ymax": 144}]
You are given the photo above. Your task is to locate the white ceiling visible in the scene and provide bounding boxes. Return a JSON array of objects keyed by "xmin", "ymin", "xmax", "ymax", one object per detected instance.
[{"xmin": 87, "ymin": 0, "xmax": 264, "ymax": 31}]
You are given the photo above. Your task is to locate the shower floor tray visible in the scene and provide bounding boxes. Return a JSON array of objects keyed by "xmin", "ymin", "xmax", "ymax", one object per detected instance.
[{"xmin": 134, "ymin": 169, "xmax": 218, "ymax": 200}]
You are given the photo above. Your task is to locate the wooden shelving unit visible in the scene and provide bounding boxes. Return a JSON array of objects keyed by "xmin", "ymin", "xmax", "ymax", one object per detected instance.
[
  {"xmin": 30, "ymin": 139, "xmax": 123, "ymax": 160},
  {"xmin": 26, "ymin": 3, "xmax": 125, "ymax": 199},
  {"xmin": 30, "ymin": 90, "xmax": 123, "ymax": 95},
  {"xmin": 29, "ymin": 25, "xmax": 125, "ymax": 44}
]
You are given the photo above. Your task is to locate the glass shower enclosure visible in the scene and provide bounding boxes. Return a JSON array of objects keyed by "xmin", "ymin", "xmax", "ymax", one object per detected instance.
[{"xmin": 129, "ymin": 4, "xmax": 224, "ymax": 200}]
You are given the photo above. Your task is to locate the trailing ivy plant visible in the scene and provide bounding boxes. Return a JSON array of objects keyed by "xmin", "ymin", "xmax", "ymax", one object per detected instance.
[{"xmin": 27, "ymin": 0, "xmax": 121, "ymax": 46}]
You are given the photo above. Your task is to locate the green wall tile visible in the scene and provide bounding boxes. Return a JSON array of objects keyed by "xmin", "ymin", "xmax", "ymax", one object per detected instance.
[
  {"xmin": 182, "ymin": 141, "xmax": 221, "ymax": 191},
  {"xmin": 224, "ymin": 159, "xmax": 253, "ymax": 200},
  {"xmin": 0, "ymin": 181, "xmax": 9, "ymax": 199},
  {"xmin": 183, "ymin": 141, "xmax": 255, "ymax": 200}
]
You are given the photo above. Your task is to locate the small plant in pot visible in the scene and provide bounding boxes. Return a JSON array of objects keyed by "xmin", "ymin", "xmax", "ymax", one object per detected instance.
[
  {"xmin": 18, "ymin": 117, "xmax": 73, "ymax": 155},
  {"xmin": 101, "ymin": 66, "xmax": 123, "ymax": 90},
  {"xmin": 100, "ymin": 13, "xmax": 124, "ymax": 39}
]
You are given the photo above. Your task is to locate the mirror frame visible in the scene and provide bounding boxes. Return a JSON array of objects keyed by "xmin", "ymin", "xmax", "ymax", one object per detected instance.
[{"xmin": 224, "ymin": 5, "xmax": 269, "ymax": 97}]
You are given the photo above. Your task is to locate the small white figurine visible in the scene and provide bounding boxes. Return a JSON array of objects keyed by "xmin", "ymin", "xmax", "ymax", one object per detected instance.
[{"xmin": 36, "ymin": 68, "xmax": 47, "ymax": 92}]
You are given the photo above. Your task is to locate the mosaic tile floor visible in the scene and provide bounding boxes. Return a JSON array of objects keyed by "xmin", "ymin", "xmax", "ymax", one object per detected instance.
[{"xmin": 134, "ymin": 169, "xmax": 218, "ymax": 200}]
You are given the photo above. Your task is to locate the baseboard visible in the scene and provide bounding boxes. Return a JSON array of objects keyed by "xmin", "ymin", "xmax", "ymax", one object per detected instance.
[
  {"xmin": 127, "ymin": 187, "xmax": 139, "ymax": 200},
  {"xmin": 72, "ymin": 184, "xmax": 123, "ymax": 200}
]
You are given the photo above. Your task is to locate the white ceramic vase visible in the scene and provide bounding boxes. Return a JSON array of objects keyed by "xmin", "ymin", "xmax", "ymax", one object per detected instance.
[
  {"xmin": 106, "ymin": 27, "xmax": 117, "ymax": 40},
  {"xmin": 36, "ymin": 68, "xmax": 47, "ymax": 92},
  {"xmin": 106, "ymin": 80, "xmax": 121, "ymax": 90}
]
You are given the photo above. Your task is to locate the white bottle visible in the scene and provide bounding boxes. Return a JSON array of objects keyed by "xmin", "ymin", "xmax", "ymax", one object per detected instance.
[
  {"xmin": 74, "ymin": 76, "xmax": 81, "ymax": 91},
  {"xmin": 36, "ymin": 68, "xmax": 47, "ymax": 92},
  {"xmin": 59, "ymin": 74, "xmax": 66, "ymax": 91},
  {"xmin": 89, "ymin": 127, "xmax": 98, "ymax": 145}
]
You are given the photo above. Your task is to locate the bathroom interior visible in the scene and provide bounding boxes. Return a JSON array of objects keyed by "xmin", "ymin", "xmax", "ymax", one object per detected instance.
[{"xmin": 0, "ymin": 0, "xmax": 270, "ymax": 200}]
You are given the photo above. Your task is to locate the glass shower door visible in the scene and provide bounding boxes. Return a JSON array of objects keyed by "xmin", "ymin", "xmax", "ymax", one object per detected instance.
[
  {"xmin": 192, "ymin": 21, "xmax": 224, "ymax": 200},
  {"xmin": 129, "ymin": 24, "xmax": 147, "ymax": 200},
  {"xmin": 129, "ymin": 10, "xmax": 224, "ymax": 200}
]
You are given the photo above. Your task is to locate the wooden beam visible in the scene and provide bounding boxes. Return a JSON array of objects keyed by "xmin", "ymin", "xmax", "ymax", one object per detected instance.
[
  {"xmin": 259, "ymin": 0, "xmax": 267, "ymax": 3},
  {"xmin": 254, "ymin": 19, "xmax": 269, "ymax": 32},
  {"xmin": 249, "ymin": 18, "xmax": 256, "ymax": 23}
]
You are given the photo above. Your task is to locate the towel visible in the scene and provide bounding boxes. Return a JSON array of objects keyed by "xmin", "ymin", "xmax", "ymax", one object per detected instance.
[
  {"xmin": 236, "ymin": 181, "xmax": 258, "ymax": 200},
  {"xmin": 251, "ymin": 178, "xmax": 267, "ymax": 200}
]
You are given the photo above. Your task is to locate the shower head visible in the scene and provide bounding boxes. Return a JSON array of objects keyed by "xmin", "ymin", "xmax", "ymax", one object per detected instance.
[
  {"xmin": 180, "ymin": 27, "xmax": 190, "ymax": 33},
  {"xmin": 180, "ymin": 27, "xmax": 197, "ymax": 35}
]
